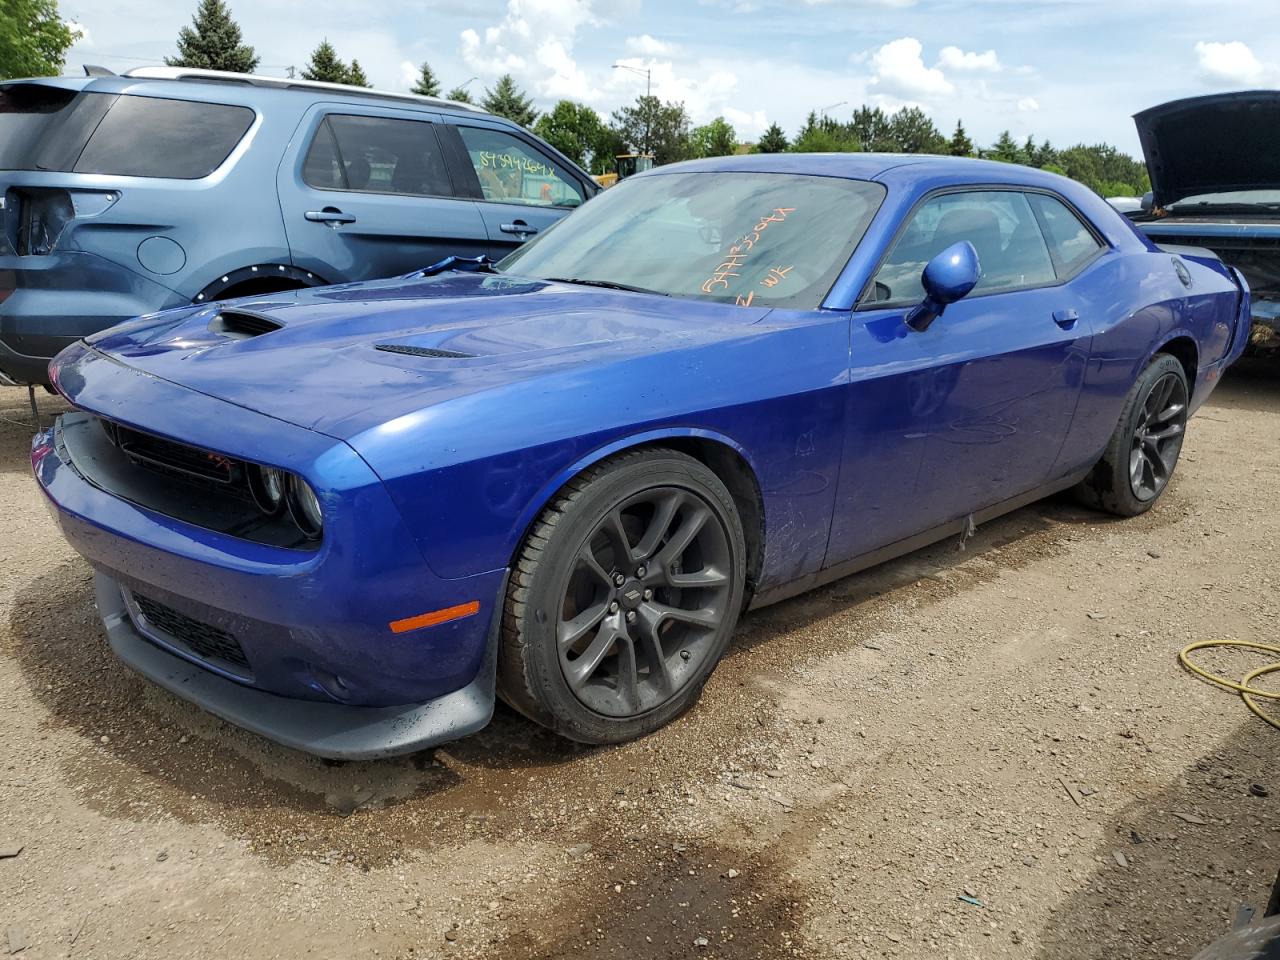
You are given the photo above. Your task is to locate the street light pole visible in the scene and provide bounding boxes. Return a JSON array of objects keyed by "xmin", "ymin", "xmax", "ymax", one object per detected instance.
[
  {"xmin": 820, "ymin": 100, "xmax": 848, "ymax": 121},
  {"xmin": 613, "ymin": 62, "xmax": 653, "ymax": 156}
]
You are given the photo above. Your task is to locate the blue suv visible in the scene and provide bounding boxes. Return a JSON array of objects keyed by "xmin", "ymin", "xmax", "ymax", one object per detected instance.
[{"xmin": 0, "ymin": 66, "xmax": 598, "ymax": 386}]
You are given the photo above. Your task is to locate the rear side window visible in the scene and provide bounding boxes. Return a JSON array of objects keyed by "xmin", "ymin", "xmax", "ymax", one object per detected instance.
[
  {"xmin": 871, "ymin": 190, "xmax": 1056, "ymax": 303},
  {"xmin": 74, "ymin": 97, "xmax": 254, "ymax": 178},
  {"xmin": 303, "ymin": 114, "xmax": 453, "ymax": 198},
  {"xmin": 456, "ymin": 126, "xmax": 584, "ymax": 208},
  {"xmin": 1028, "ymin": 193, "xmax": 1103, "ymax": 277}
]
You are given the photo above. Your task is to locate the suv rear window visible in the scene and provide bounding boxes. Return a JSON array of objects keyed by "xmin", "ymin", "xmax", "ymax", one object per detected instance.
[{"xmin": 0, "ymin": 85, "xmax": 254, "ymax": 179}]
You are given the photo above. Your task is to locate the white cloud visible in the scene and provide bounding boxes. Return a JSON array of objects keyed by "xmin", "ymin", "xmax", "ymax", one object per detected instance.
[
  {"xmin": 1194, "ymin": 40, "xmax": 1266, "ymax": 86},
  {"xmin": 937, "ymin": 45, "xmax": 1000, "ymax": 72},
  {"xmin": 626, "ymin": 34, "xmax": 674, "ymax": 57},
  {"xmin": 722, "ymin": 106, "xmax": 768, "ymax": 137},
  {"xmin": 66, "ymin": 20, "xmax": 91, "ymax": 46},
  {"xmin": 1017, "ymin": 96, "xmax": 1040, "ymax": 112},
  {"xmin": 607, "ymin": 56, "xmax": 740, "ymax": 123},
  {"xmin": 868, "ymin": 37, "xmax": 953, "ymax": 98},
  {"xmin": 398, "ymin": 60, "xmax": 419, "ymax": 90},
  {"xmin": 460, "ymin": 0, "xmax": 599, "ymax": 100}
]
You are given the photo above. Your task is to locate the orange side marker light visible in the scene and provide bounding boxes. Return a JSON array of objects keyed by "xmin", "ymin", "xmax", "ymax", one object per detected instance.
[{"xmin": 389, "ymin": 600, "xmax": 481, "ymax": 634}]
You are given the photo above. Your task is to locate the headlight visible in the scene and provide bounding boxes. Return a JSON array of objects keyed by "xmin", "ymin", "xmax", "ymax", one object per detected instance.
[
  {"xmin": 248, "ymin": 465, "xmax": 287, "ymax": 515},
  {"xmin": 287, "ymin": 475, "xmax": 323, "ymax": 540}
]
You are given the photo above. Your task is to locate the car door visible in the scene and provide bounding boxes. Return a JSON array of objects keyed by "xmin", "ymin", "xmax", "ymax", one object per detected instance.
[
  {"xmin": 860, "ymin": 189, "xmax": 1096, "ymax": 536},
  {"xmin": 276, "ymin": 105, "xmax": 491, "ymax": 282},
  {"xmin": 439, "ymin": 120, "xmax": 587, "ymax": 257}
]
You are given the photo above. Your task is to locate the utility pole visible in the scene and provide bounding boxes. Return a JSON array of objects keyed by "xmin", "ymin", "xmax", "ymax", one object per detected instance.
[
  {"xmin": 612, "ymin": 63, "xmax": 653, "ymax": 156},
  {"xmin": 286, "ymin": 65, "xmax": 295, "ymax": 79}
]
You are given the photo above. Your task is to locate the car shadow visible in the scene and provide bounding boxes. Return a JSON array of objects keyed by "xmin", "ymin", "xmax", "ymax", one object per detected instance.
[{"xmin": 1033, "ymin": 715, "xmax": 1279, "ymax": 959}]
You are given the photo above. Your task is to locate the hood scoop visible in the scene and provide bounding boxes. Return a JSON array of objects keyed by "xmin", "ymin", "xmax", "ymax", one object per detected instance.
[
  {"xmin": 374, "ymin": 343, "xmax": 476, "ymax": 360},
  {"xmin": 210, "ymin": 309, "xmax": 284, "ymax": 340}
]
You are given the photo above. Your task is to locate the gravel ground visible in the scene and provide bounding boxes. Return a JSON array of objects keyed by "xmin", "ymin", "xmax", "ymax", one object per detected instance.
[{"xmin": 1, "ymin": 362, "xmax": 1278, "ymax": 960}]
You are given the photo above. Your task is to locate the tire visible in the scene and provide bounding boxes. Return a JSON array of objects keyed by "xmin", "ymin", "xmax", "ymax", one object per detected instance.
[
  {"xmin": 1074, "ymin": 353, "xmax": 1189, "ymax": 517},
  {"xmin": 498, "ymin": 449, "xmax": 747, "ymax": 745}
]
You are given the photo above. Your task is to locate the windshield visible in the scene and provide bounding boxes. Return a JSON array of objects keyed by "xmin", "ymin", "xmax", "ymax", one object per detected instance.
[
  {"xmin": 1170, "ymin": 189, "xmax": 1280, "ymax": 211},
  {"xmin": 498, "ymin": 171, "xmax": 886, "ymax": 309}
]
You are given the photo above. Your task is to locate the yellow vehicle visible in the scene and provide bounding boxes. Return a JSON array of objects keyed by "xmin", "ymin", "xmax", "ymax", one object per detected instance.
[{"xmin": 592, "ymin": 153, "xmax": 656, "ymax": 189}]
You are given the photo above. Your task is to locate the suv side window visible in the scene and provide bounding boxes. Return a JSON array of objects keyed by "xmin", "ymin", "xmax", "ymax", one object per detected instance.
[
  {"xmin": 870, "ymin": 190, "xmax": 1056, "ymax": 304},
  {"xmin": 1028, "ymin": 193, "xmax": 1104, "ymax": 278},
  {"xmin": 72, "ymin": 96, "xmax": 254, "ymax": 179},
  {"xmin": 455, "ymin": 126, "xmax": 584, "ymax": 208},
  {"xmin": 303, "ymin": 114, "xmax": 453, "ymax": 198}
]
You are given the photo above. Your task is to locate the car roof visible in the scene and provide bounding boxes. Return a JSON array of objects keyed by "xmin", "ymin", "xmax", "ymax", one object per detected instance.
[
  {"xmin": 3, "ymin": 66, "xmax": 488, "ymax": 120},
  {"xmin": 645, "ymin": 152, "xmax": 1079, "ymax": 188}
]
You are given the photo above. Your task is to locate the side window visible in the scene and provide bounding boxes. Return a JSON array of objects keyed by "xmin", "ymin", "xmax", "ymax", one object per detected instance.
[
  {"xmin": 456, "ymin": 126, "xmax": 584, "ymax": 208},
  {"xmin": 302, "ymin": 114, "xmax": 453, "ymax": 198},
  {"xmin": 870, "ymin": 190, "xmax": 1056, "ymax": 304},
  {"xmin": 1028, "ymin": 193, "xmax": 1104, "ymax": 277},
  {"xmin": 73, "ymin": 96, "xmax": 254, "ymax": 179}
]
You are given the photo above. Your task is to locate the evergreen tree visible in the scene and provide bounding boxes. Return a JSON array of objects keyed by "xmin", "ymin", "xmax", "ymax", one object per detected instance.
[
  {"xmin": 346, "ymin": 59, "xmax": 370, "ymax": 88},
  {"xmin": 301, "ymin": 39, "xmax": 348, "ymax": 83},
  {"xmin": 165, "ymin": 0, "xmax": 258, "ymax": 73},
  {"xmin": 1, "ymin": 0, "xmax": 80, "ymax": 80},
  {"xmin": 410, "ymin": 61, "xmax": 441, "ymax": 97},
  {"xmin": 445, "ymin": 85, "xmax": 475, "ymax": 104},
  {"xmin": 481, "ymin": 74, "xmax": 538, "ymax": 128},
  {"xmin": 755, "ymin": 122, "xmax": 788, "ymax": 154},
  {"xmin": 988, "ymin": 130, "xmax": 1023, "ymax": 164},
  {"xmin": 947, "ymin": 120, "xmax": 974, "ymax": 157},
  {"xmin": 850, "ymin": 105, "xmax": 897, "ymax": 152},
  {"xmin": 790, "ymin": 110, "xmax": 858, "ymax": 153},
  {"xmin": 887, "ymin": 106, "xmax": 946, "ymax": 154}
]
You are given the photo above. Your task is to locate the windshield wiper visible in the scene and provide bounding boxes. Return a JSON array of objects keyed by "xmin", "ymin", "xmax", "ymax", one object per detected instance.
[{"xmin": 543, "ymin": 277, "xmax": 670, "ymax": 297}]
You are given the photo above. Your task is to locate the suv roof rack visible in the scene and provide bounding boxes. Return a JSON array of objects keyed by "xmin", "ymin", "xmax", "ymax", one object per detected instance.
[{"xmin": 122, "ymin": 66, "xmax": 485, "ymax": 113}]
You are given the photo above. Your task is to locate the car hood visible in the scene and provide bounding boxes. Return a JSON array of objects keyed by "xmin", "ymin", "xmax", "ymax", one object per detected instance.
[
  {"xmin": 84, "ymin": 271, "xmax": 764, "ymax": 439},
  {"xmin": 1135, "ymin": 91, "xmax": 1280, "ymax": 208}
]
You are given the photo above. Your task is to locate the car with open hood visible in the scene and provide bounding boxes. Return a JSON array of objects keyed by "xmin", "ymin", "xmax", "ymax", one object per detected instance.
[
  {"xmin": 32, "ymin": 153, "xmax": 1250, "ymax": 758},
  {"xmin": 1129, "ymin": 91, "xmax": 1280, "ymax": 352}
]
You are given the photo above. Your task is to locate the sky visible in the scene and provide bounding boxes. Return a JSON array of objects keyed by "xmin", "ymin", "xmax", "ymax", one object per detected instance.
[{"xmin": 59, "ymin": 0, "xmax": 1279, "ymax": 155}]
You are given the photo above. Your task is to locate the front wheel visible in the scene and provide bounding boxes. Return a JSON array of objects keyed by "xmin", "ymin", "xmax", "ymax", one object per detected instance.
[
  {"xmin": 498, "ymin": 449, "xmax": 746, "ymax": 744},
  {"xmin": 1075, "ymin": 353, "xmax": 1189, "ymax": 516}
]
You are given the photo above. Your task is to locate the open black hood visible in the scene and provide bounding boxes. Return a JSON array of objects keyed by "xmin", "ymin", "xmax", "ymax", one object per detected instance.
[{"xmin": 1134, "ymin": 91, "xmax": 1280, "ymax": 207}]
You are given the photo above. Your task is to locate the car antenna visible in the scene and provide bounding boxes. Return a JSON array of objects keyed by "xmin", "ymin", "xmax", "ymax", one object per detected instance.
[{"xmin": 83, "ymin": 65, "xmax": 116, "ymax": 77}]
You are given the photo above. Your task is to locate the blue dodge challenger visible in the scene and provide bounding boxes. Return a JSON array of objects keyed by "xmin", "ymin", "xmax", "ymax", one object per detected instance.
[{"xmin": 32, "ymin": 154, "xmax": 1251, "ymax": 758}]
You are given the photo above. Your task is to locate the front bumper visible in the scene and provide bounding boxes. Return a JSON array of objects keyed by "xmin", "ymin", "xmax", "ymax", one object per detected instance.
[
  {"xmin": 33, "ymin": 345, "xmax": 508, "ymax": 755},
  {"xmin": 95, "ymin": 572, "xmax": 501, "ymax": 760}
]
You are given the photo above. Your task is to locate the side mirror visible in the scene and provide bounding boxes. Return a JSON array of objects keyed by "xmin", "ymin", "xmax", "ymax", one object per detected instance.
[
  {"xmin": 1140, "ymin": 191, "xmax": 1154, "ymax": 213},
  {"xmin": 906, "ymin": 241, "xmax": 981, "ymax": 332}
]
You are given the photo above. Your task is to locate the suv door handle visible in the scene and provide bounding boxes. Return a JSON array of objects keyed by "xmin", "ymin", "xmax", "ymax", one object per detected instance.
[
  {"xmin": 305, "ymin": 207, "xmax": 357, "ymax": 226},
  {"xmin": 1053, "ymin": 308, "xmax": 1080, "ymax": 329},
  {"xmin": 500, "ymin": 220, "xmax": 538, "ymax": 237}
]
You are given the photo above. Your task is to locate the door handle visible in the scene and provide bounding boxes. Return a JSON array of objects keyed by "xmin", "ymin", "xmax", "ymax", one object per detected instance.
[
  {"xmin": 304, "ymin": 207, "xmax": 357, "ymax": 226},
  {"xmin": 1053, "ymin": 308, "xmax": 1080, "ymax": 329},
  {"xmin": 500, "ymin": 220, "xmax": 538, "ymax": 237}
]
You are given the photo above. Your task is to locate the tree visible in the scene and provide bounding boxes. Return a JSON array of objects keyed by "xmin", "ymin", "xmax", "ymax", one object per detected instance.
[
  {"xmin": 590, "ymin": 125, "xmax": 627, "ymax": 176},
  {"xmin": 165, "ymin": 0, "xmax": 258, "ymax": 73},
  {"xmin": 301, "ymin": 39, "xmax": 348, "ymax": 84},
  {"xmin": 887, "ymin": 106, "xmax": 946, "ymax": 154},
  {"xmin": 947, "ymin": 120, "xmax": 974, "ymax": 157},
  {"xmin": 988, "ymin": 130, "xmax": 1024, "ymax": 164},
  {"xmin": 534, "ymin": 100, "xmax": 602, "ymax": 168},
  {"xmin": 481, "ymin": 74, "xmax": 538, "ymax": 128},
  {"xmin": 850, "ymin": 105, "xmax": 898, "ymax": 152},
  {"xmin": 756, "ymin": 122, "xmax": 788, "ymax": 154},
  {"xmin": 0, "ymin": 0, "xmax": 80, "ymax": 80},
  {"xmin": 611, "ymin": 95, "xmax": 693, "ymax": 166},
  {"xmin": 445, "ymin": 85, "xmax": 474, "ymax": 104},
  {"xmin": 692, "ymin": 116, "xmax": 736, "ymax": 158},
  {"xmin": 791, "ymin": 110, "xmax": 858, "ymax": 153},
  {"xmin": 410, "ymin": 61, "xmax": 441, "ymax": 97},
  {"xmin": 346, "ymin": 59, "xmax": 370, "ymax": 88}
]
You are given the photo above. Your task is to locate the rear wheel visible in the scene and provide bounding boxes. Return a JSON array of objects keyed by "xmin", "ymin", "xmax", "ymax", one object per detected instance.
[
  {"xmin": 1075, "ymin": 353, "xmax": 1189, "ymax": 516},
  {"xmin": 498, "ymin": 449, "xmax": 746, "ymax": 744}
]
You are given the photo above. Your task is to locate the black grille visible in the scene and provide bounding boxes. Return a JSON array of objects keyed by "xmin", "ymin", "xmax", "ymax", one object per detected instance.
[
  {"xmin": 375, "ymin": 343, "xmax": 475, "ymax": 359},
  {"xmin": 133, "ymin": 593, "xmax": 250, "ymax": 671},
  {"xmin": 102, "ymin": 419, "xmax": 244, "ymax": 488}
]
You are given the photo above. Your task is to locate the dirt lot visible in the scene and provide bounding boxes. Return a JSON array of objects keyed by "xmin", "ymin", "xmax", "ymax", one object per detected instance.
[{"xmin": 1, "ymin": 364, "xmax": 1278, "ymax": 960}]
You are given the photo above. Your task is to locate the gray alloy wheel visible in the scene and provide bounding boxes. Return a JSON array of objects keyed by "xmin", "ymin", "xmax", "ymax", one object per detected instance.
[
  {"xmin": 498, "ymin": 449, "xmax": 746, "ymax": 745},
  {"xmin": 1075, "ymin": 352, "xmax": 1190, "ymax": 517},
  {"xmin": 1128, "ymin": 369, "xmax": 1188, "ymax": 502}
]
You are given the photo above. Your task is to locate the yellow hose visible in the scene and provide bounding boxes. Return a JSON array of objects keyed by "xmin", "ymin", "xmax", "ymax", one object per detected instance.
[{"xmin": 1178, "ymin": 640, "xmax": 1280, "ymax": 731}]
